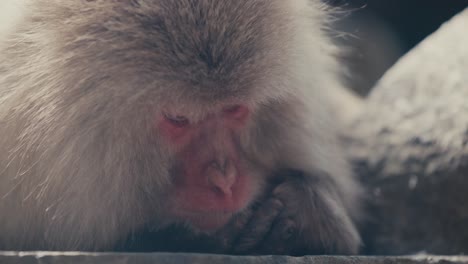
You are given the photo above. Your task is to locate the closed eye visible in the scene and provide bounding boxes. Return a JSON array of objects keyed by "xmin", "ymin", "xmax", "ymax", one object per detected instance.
[
  {"xmin": 163, "ymin": 113, "xmax": 190, "ymax": 127},
  {"xmin": 223, "ymin": 105, "xmax": 249, "ymax": 121}
]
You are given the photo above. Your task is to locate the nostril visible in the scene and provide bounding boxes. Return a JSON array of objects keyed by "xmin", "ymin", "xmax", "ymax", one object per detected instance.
[
  {"xmin": 213, "ymin": 185, "xmax": 232, "ymax": 197},
  {"xmin": 223, "ymin": 105, "xmax": 249, "ymax": 121},
  {"xmin": 209, "ymin": 176, "xmax": 234, "ymax": 197}
]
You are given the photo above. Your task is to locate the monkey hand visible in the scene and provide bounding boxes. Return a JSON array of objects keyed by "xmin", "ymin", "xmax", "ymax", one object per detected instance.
[{"xmin": 214, "ymin": 170, "xmax": 360, "ymax": 256}]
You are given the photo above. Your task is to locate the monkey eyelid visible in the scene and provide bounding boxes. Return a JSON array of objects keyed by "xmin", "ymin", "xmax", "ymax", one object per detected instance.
[
  {"xmin": 163, "ymin": 112, "xmax": 190, "ymax": 127},
  {"xmin": 223, "ymin": 105, "xmax": 242, "ymax": 113}
]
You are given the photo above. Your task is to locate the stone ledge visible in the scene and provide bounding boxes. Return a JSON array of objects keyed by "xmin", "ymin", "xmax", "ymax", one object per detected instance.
[{"xmin": 1, "ymin": 252, "xmax": 468, "ymax": 264}]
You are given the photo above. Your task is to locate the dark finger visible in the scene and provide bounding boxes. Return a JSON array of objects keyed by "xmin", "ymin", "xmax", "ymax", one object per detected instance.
[{"xmin": 232, "ymin": 198, "xmax": 284, "ymax": 254}]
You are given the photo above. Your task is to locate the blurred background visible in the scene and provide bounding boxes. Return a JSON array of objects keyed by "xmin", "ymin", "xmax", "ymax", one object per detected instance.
[{"xmin": 326, "ymin": 0, "xmax": 468, "ymax": 96}]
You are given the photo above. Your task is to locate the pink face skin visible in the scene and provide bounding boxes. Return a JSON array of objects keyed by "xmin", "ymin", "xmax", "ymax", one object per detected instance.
[{"xmin": 158, "ymin": 104, "xmax": 254, "ymax": 231}]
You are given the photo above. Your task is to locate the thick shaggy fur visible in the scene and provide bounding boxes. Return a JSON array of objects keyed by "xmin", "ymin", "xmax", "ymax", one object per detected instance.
[{"xmin": 0, "ymin": 0, "xmax": 361, "ymax": 253}]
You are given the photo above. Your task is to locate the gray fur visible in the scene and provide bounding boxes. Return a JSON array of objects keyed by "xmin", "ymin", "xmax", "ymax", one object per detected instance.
[{"xmin": 0, "ymin": 0, "xmax": 362, "ymax": 253}]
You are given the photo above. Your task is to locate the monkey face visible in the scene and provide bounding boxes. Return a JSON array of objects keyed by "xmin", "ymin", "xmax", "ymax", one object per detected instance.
[{"xmin": 156, "ymin": 104, "xmax": 264, "ymax": 232}]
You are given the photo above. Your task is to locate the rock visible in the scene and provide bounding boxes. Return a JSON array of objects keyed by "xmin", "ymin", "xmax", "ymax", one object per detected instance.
[
  {"xmin": 1, "ymin": 252, "xmax": 468, "ymax": 264},
  {"xmin": 343, "ymin": 8, "xmax": 468, "ymax": 255}
]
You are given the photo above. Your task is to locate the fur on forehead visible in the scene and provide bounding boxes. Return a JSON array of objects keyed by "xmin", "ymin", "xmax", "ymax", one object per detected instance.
[
  {"xmin": 24, "ymin": 0, "xmax": 333, "ymax": 119},
  {"xmin": 26, "ymin": 0, "xmax": 323, "ymax": 102},
  {"xmin": 122, "ymin": 0, "xmax": 295, "ymax": 100}
]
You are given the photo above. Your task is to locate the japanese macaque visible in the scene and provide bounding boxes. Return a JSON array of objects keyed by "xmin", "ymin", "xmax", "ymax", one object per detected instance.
[{"xmin": 0, "ymin": 0, "xmax": 362, "ymax": 255}]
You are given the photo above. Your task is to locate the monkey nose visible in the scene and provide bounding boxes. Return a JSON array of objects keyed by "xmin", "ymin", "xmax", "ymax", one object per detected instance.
[{"xmin": 207, "ymin": 160, "xmax": 236, "ymax": 196}]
